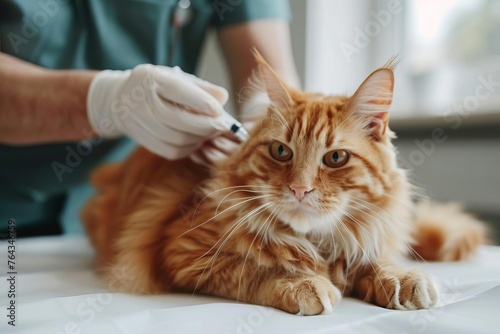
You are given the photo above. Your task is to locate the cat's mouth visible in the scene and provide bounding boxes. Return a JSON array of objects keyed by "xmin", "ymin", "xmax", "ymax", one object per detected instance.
[
  {"xmin": 283, "ymin": 201, "xmax": 317, "ymax": 216},
  {"xmin": 275, "ymin": 201, "xmax": 325, "ymax": 234}
]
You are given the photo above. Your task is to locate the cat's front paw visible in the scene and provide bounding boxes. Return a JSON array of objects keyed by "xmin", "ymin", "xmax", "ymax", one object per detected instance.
[
  {"xmin": 276, "ymin": 276, "xmax": 342, "ymax": 315},
  {"xmin": 358, "ymin": 269, "xmax": 439, "ymax": 310}
]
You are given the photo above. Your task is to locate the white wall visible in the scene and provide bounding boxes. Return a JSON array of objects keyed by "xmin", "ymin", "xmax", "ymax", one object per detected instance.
[{"xmin": 397, "ymin": 138, "xmax": 500, "ymax": 210}]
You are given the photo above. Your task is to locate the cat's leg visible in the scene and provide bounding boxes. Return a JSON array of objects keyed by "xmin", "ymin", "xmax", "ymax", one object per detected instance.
[
  {"xmin": 353, "ymin": 262, "xmax": 439, "ymax": 310},
  {"xmin": 170, "ymin": 253, "xmax": 342, "ymax": 315}
]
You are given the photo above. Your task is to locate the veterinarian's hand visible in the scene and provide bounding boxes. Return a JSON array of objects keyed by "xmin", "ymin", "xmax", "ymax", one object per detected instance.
[
  {"xmin": 189, "ymin": 93, "xmax": 267, "ymax": 166},
  {"xmin": 86, "ymin": 64, "xmax": 229, "ymax": 159},
  {"xmin": 190, "ymin": 133, "xmax": 241, "ymax": 166}
]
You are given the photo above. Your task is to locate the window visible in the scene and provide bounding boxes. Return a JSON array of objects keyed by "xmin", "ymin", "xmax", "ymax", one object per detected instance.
[{"xmin": 305, "ymin": 0, "xmax": 500, "ymax": 118}]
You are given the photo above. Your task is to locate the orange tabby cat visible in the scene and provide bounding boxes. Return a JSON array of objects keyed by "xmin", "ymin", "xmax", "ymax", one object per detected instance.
[{"xmin": 82, "ymin": 50, "xmax": 486, "ymax": 315}]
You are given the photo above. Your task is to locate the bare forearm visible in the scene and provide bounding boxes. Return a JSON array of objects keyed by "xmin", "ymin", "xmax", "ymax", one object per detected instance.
[
  {"xmin": 0, "ymin": 53, "xmax": 98, "ymax": 144},
  {"xmin": 217, "ymin": 20, "xmax": 300, "ymax": 114}
]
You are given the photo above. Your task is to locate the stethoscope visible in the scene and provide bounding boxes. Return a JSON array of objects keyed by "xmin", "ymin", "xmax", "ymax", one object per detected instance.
[
  {"xmin": 167, "ymin": 0, "xmax": 249, "ymax": 141},
  {"xmin": 167, "ymin": 0, "xmax": 193, "ymax": 65}
]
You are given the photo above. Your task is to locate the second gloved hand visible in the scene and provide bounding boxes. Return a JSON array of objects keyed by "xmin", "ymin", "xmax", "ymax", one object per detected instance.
[{"xmin": 86, "ymin": 64, "xmax": 229, "ymax": 159}]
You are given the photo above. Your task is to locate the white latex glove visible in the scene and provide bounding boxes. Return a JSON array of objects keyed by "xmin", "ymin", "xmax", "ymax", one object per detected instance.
[
  {"xmin": 86, "ymin": 64, "xmax": 230, "ymax": 159},
  {"xmin": 190, "ymin": 134, "xmax": 241, "ymax": 166}
]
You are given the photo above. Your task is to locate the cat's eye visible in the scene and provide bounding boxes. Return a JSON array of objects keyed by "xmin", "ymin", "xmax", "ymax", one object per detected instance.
[
  {"xmin": 269, "ymin": 141, "xmax": 293, "ymax": 161},
  {"xmin": 323, "ymin": 150, "xmax": 350, "ymax": 168}
]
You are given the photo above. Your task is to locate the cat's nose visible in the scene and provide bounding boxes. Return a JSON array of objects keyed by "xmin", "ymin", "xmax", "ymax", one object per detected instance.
[{"xmin": 289, "ymin": 185, "xmax": 314, "ymax": 202}]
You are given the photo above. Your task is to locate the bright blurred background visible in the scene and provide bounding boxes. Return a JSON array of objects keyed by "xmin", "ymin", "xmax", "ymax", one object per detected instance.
[{"xmin": 199, "ymin": 0, "xmax": 500, "ymax": 243}]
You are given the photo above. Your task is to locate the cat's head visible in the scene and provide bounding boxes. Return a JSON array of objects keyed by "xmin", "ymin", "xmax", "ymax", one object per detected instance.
[{"xmin": 217, "ymin": 50, "xmax": 404, "ymax": 235}]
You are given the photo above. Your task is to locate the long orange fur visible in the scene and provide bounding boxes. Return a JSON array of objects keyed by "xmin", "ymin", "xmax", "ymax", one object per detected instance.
[{"xmin": 82, "ymin": 51, "xmax": 486, "ymax": 315}]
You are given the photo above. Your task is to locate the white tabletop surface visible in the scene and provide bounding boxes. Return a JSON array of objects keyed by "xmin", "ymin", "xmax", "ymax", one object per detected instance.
[{"xmin": 1, "ymin": 236, "xmax": 499, "ymax": 334}]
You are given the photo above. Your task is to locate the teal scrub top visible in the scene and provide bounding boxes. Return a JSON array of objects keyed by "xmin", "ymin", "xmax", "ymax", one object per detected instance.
[{"xmin": 0, "ymin": 0, "xmax": 291, "ymax": 235}]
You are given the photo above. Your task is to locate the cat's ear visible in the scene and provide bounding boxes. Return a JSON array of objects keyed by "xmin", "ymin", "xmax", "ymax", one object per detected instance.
[
  {"xmin": 252, "ymin": 48, "xmax": 294, "ymax": 110},
  {"xmin": 349, "ymin": 67, "xmax": 395, "ymax": 140}
]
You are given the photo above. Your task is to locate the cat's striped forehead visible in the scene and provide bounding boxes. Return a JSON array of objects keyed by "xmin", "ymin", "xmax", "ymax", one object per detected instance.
[{"xmin": 282, "ymin": 96, "xmax": 351, "ymax": 146}]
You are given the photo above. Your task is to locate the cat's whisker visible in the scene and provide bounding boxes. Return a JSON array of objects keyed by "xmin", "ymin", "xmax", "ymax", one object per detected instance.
[
  {"xmin": 344, "ymin": 198, "xmax": 385, "ymax": 239},
  {"xmin": 262, "ymin": 127, "xmax": 286, "ymax": 139},
  {"xmin": 341, "ymin": 198, "xmax": 424, "ymax": 277},
  {"xmin": 334, "ymin": 208, "xmax": 393, "ymax": 303},
  {"xmin": 381, "ymin": 192, "xmax": 415, "ymax": 210},
  {"xmin": 219, "ymin": 194, "xmax": 272, "ymax": 204},
  {"xmin": 215, "ymin": 194, "xmax": 274, "ymax": 216},
  {"xmin": 237, "ymin": 202, "xmax": 277, "ymax": 301},
  {"xmin": 323, "ymin": 206, "xmax": 391, "ymax": 303},
  {"xmin": 221, "ymin": 194, "xmax": 273, "ymax": 202},
  {"xmin": 194, "ymin": 185, "xmax": 273, "ymax": 208},
  {"xmin": 343, "ymin": 201, "xmax": 415, "ymax": 257},
  {"xmin": 318, "ymin": 203, "xmax": 337, "ymax": 251},
  {"xmin": 191, "ymin": 220, "xmax": 246, "ymax": 297},
  {"xmin": 205, "ymin": 202, "xmax": 274, "ymax": 285},
  {"xmin": 203, "ymin": 203, "xmax": 273, "ymax": 298},
  {"xmin": 328, "ymin": 209, "xmax": 363, "ymax": 296},
  {"xmin": 346, "ymin": 198, "xmax": 426, "ymax": 263},
  {"xmin": 338, "ymin": 209, "xmax": 377, "ymax": 259},
  {"xmin": 215, "ymin": 189, "xmax": 275, "ymax": 214},
  {"xmin": 259, "ymin": 202, "xmax": 282, "ymax": 246},
  {"xmin": 201, "ymin": 185, "xmax": 273, "ymax": 201},
  {"xmin": 192, "ymin": 202, "xmax": 273, "ymax": 296},
  {"xmin": 268, "ymin": 107, "xmax": 292, "ymax": 136},
  {"xmin": 258, "ymin": 205, "xmax": 282, "ymax": 265},
  {"xmin": 192, "ymin": 201, "xmax": 273, "ymax": 262},
  {"xmin": 190, "ymin": 184, "xmax": 274, "ymax": 227},
  {"xmin": 344, "ymin": 201, "xmax": 395, "ymax": 237},
  {"xmin": 179, "ymin": 194, "xmax": 274, "ymax": 238},
  {"xmin": 320, "ymin": 204, "xmax": 351, "ymax": 296},
  {"xmin": 333, "ymin": 200, "xmax": 376, "ymax": 246},
  {"xmin": 346, "ymin": 197, "xmax": 419, "ymax": 251}
]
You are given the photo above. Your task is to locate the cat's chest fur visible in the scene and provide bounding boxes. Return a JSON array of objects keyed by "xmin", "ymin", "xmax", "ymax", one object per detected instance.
[{"xmin": 235, "ymin": 219, "xmax": 373, "ymax": 277}]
